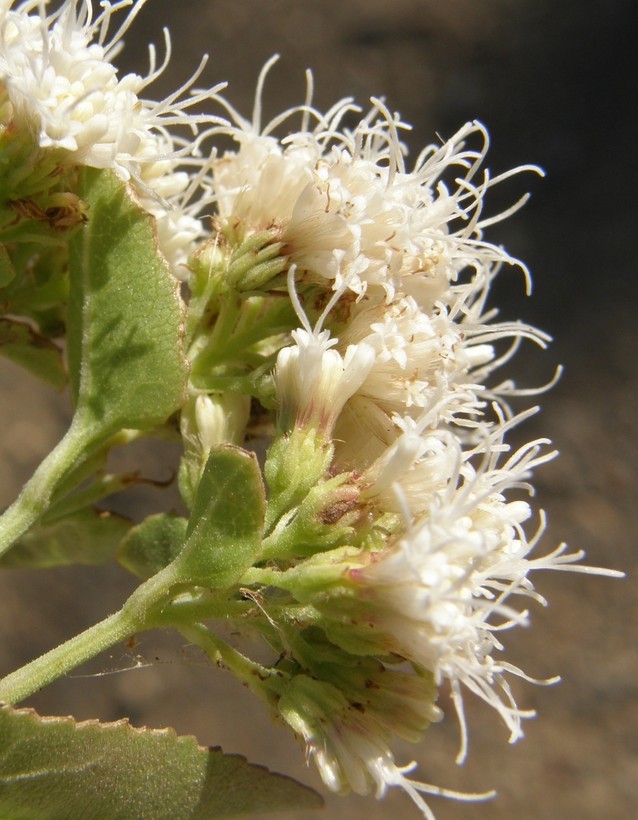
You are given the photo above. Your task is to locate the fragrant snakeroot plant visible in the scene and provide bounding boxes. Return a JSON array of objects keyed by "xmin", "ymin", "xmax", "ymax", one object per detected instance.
[{"xmin": 0, "ymin": 3, "xmax": 624, "ymax": 818}]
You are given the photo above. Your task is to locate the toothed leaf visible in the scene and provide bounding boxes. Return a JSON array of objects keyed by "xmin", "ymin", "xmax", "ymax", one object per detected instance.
[{"xmin": 0, "ymin": 704, "xmax": 322, "ymax": 818}]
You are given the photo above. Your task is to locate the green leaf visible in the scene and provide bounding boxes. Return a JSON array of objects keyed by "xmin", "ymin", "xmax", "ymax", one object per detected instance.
[
  {"xmin": 0, "ymin": 245, "xmax": 15, "ymax": 288},
  {"xmin": 0, "ymin": 508, "xmax": 131, "ymax": 569},
  {"xmin": 173, "ymin": 446, "xmax": 265, "ymax": 587},
  {"xmin": 2, "ymin": 241, "xmax": 68, "ymax": 315},
  {"xmin": 0, "ymin": 704, "xmax": 322, "ymax": 818},
  {"xmin": 67, "ymin": 167, "xmax": 188, "ymax": 437},
  {"xmin": 0, "ymin": 317, "xmax": 66, "ymax": 388},
  {"xmin": 118, "ymin": 512, "xmax": 188, "ymax": 579},
  {"xmin": 0, "ymin": 169, "xmax": 189, "ymax": 557}
]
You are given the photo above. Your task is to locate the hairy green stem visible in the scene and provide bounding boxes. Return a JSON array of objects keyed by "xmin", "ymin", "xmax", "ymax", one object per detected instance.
[
  {"xmin": 178, "ymin": 622, "xmax": 285, "ymax": 703},
  {"xmin": 0, "ymin": 563, "xmax": 182, "ymax": 705},
  {"xmin": 153, "ymin": 596, "xmax": 252, "ymax": 627},
  {"xmin": 0, "ymin": 610, "xmax": 133, "ymax": 705},
  {"xmin": 0, "ymin": 416, "xmax": 95, "ymax": 558}
]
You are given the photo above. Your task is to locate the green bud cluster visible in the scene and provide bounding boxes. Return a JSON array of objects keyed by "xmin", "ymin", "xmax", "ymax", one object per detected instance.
[{"xmin": 0, "ymin": 117, "xmax": 90, "ymax": 385}]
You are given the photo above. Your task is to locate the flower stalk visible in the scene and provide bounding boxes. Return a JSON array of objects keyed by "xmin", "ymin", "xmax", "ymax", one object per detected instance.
[
  {"xmin": 0, "ymin": 555, "xmax": 174, "ymax": 703},
  {"xmin": 0, "ymin": 417, "xmax": 94, "ymax": 558}
]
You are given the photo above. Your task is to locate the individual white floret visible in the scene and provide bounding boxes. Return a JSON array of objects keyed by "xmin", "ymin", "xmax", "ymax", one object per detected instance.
[{"xmin": 275, "ymin": 269, "xmax": 375, "ymax": 434}]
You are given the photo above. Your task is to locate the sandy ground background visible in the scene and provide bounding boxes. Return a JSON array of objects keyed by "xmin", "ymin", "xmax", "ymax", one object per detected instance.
[{"xmin": 1, "ymin": 1, "xmax": 636, "ymax": 818}]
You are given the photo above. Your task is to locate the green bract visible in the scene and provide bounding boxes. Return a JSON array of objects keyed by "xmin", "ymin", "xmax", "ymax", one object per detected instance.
[{"xmin": 171, "ymin": 446, "xmax": 265, "ymax": 587}]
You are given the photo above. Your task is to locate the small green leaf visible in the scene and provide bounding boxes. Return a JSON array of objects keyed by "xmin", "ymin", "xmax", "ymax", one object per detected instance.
[
  {"xmin": 2, "ymin": 242, "xmax": 68, "ymax": 326},
  {"xmin": 173, "ymin": 446, "xmax": 265, "ymax": 587},
  {"xmin": 0, "ymin": 245, "xmax": 15, "ymax": 287},
  {"xmin": 0, "ymin": 317, "xmax": 66, "ymax": 388},
  {"xmin": 118, "ymin": 512, "xmax": 188, "ymax": 579},
  {"xmin": 0, "ymin": 508, "xmax": 131, "ymax": 569},
  {"xmin": 0, "ymin": 704, "xmax": 322, "ymax": 818},
  {"xmin": 67, "ymin": 167, "xmax": 188, "ymax": 437}
]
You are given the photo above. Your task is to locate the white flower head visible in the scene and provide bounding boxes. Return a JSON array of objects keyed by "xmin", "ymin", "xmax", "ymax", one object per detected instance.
[
  {"xmin": 275, "ymin": 267, "xmax": 375, "ymax": 434},
  {"xmin": 0, "ymin": 0, "xmax": 227, "ymax": 269},
  {"xmin": 349, "ymin": 418, "xmax": 623, "ymax": 762},
  {"xmin": 210, "ymin": 58, "xmax": 541, "ymax": 304},
  {"xmin": 4, "ymin": 2, "xmax": 133, "ymax": 156},
  {"xmin": 278, "ymin": 674, "xmax": 493, "ymax": 819},
  {"xmin": 1, "ymin": 1, "xmax": 205, "ymax": 170}
]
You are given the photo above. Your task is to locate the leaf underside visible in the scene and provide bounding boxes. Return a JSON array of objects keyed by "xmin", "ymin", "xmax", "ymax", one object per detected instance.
[
  {"xmin": 0, "ymin": 508, "xmax": 131, "ymax": 569},
  {"xmin": 67, "ymin": 168, "xmax": 188, "ymax": 438},
  {"xmin": 0, "ymin": 704, "xmax": 322, "ymax": 819}
]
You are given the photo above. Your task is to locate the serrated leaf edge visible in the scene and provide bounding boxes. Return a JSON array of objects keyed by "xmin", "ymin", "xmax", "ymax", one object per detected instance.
[
  {"xmin": 0, "ymin": 703, "xmax": 323, "ymax": 809},
  {"xmin": 0, "ymin": 704, "xmax": 203, "ymax": 748}
]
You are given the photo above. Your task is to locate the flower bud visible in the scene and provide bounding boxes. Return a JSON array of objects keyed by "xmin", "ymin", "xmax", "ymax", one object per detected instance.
[
  {"xmin": 262, "ymin": 473, "xmax": 362, "ymax": 559},
  {"xmin": 275, "ymin": 328, "xmax": 375, "ymax": 435},
  {"xmin": 179, "ymin": 392, "xmax": 250, "ymax": 506}
]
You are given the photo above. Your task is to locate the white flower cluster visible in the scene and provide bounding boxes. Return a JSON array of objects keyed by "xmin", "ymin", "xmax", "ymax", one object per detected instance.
[
  {"xmin": 213, "ymin": 64, "xmax": 529, "ymax": 301},
  {"xmin": 212, "ymin": 61, "xmax": 547, "ymax": 455},
  {"xmin": 209, "ymin": 62, "xmax": 622, "ymax": 815},
  {"xmin": 1, "ymin": 7, "xmax": 620, "ymax": 813},
  {"xmin": 0, "ymin": 0, "xmax": 225, "ymax": 272},
  {"xmin": 358, "ymin": 420, "xmax": 557, "ymax": 755}
]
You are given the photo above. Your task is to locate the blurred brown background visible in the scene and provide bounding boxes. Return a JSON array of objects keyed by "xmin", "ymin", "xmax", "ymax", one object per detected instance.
[{"xmin": 1, "ymin": 1, "xmax": 636, "ymax": 818}]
